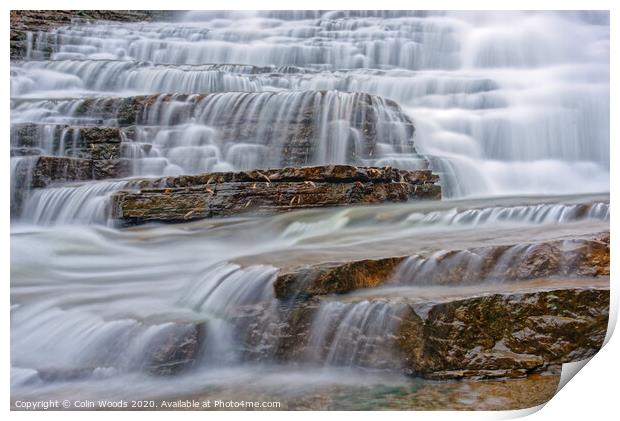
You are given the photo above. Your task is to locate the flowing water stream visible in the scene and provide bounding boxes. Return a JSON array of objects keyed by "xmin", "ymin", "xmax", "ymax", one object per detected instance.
[{"xmin": 10, "ymin": 11, "xmax": 609, "ymax": 409}]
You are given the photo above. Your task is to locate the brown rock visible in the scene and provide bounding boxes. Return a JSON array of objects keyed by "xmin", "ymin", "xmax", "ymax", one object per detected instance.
[
  {"xmin": 274, "ymin": 257, "xmax": 407, "ymax": 299},
  {"xmin": 273, "ymin": 233, "xmax": 610, "ymax": 299},
  {"xmin": 12, "ymin": 156, "xmax": 92, "ymax": 189},
  {"xmin": 145, "ymin": 323, "xmax": 206, "ymax": 376},
  {"xmin": 264, "ymin": 284, "xmax": 608, "ymax": 379},
  {"xmin": 111, "ymin": 165, "xmax": 441, "ymax": 225},
  {"xmin": 11, "ymin": 124, "xmax": 122, "ymax": 160},
  {"xmin": 92, "ymin": 159, "xmax": 131, "ymax": 179},
  {"xmin": 12, "ymin": 155, "xmax": 131, "ymax": 189},
  {"xmin": 394, "ymin": 237, "xmax": 611, "ymax": 286},
  {"xmin": 395, "ymin": 287, "xmax": 609, "ymax": 378},
  {"xmin": 79, "ymin": 127, "xmax": 122, "ymax": 144}
]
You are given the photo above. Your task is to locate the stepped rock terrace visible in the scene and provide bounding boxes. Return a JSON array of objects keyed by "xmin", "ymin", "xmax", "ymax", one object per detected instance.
[{"xmin": 10, "ymin": 10, "xmax": 610, "ymax": 411}]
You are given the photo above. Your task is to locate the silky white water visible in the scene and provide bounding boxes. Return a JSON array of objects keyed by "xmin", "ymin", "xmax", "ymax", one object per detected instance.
[
  {"xmin": 10, "ymin": 10, "xmax": 609, "ymax": 407},
  {"xmin": 11, "ymin": 10, "xmax": 609, "ymax": 198},
  {"xmin": 11, "ymin": 194, "xmax": 610, "ymax": 399}
]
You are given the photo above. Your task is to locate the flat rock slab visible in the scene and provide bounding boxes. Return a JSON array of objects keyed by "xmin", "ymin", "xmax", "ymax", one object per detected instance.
[
  {"xmin": 273, "ymin": 231, "xmax": 610, "ymax": 299},
  {"xmin": 111, "ymin": 165, "xmax": 441, "ymax": 224}
]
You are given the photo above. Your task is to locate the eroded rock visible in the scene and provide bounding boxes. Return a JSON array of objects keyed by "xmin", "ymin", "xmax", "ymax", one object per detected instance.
[
  {"xmin": 396, "ymin": 287, "xmax": 609, "ymax": 379},
  {"xmin": 265, "ymin": 284, "xmax": 608, "ymax": 379},
  {"xmin": 111, "ymin": 165, "xmax": 441, "ymax": 225},
  {"xmin": 145, "ymin": 323, "xmax": 206, "ymax": 376},
  {"xmin": 12, "ymin": 156, "xmax": 93, "ymax": 189}
]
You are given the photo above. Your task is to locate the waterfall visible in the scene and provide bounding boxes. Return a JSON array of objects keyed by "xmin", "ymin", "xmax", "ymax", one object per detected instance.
[
  {"xmin": 11, "ymin": 260, "xmax": 281, "ymax": 378},
  {"xmin": 306, "ymin": 300, "xmax": 407, "ymax": 370},
  {"xmin": 10, "ymin": 10, "xmax": 610, "ymax": 407},
  {"xmin": 403, "ymin": 201, "xmax": 610, "ymax": 228},
  {"xmin": 11, "ymin": 10, "xmax": 609, "ymax": 202},
  {"xmin": 20, "ymin": 180, "xmax": 130, "ymax": 225},
  {"xmin": 11, "ymin": 303, "xmax": 202, "ymax": 376},
  {"xmin": 389, "ymin": 237, "xmax": 604, "ymax": 286},
  {"xmin": 130, "ymin": 90, "xmax": 419, "ymax": 174}
]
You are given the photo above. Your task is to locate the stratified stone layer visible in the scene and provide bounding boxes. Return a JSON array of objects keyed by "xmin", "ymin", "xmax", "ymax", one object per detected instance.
[{"xmin": 111, "ymin": 165, "xmax": 441, "ymax": 224}]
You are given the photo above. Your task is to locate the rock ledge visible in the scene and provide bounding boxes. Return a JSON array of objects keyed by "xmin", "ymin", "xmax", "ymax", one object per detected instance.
[{"xmin": 111, "ymin": 165, "xmax": 441, "ymax": 224}]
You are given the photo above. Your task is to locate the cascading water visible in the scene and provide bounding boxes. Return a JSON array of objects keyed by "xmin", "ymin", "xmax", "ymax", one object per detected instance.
[
  {"xmin": 10, "ymin": 10, "xmax": 609, "ymax": 410},
  {"xmin": 20, "ymin": 180, "xmax": 130, "ymax": 225},
  {"xmin": 12, "ymin": 10, "xmax": 609, "ymax": 199},
  {"xmin": 305, "ymin": 300, "xmax": 407, "ymax": 370}
]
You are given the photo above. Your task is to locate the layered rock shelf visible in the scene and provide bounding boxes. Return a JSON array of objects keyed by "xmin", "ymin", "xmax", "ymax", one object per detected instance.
[
  {"xmin": 267, "ymin": 282, "xmax": 609, "ymax": 380},
  {"xmin": 11, "ymin": 125, "xmax": 123, "ymax": 159},
  {"xmin": 140, "ymin": 280, "xmax": 608, "ymax": 381},
  {"xmin": 12, "ymin": 156, "xmax": 131, "ymax": 188},
  {"xmin": 274, "ymin": 232, "xmax": 610, "ymax": 299},
  {"xmin": 9, "ymin": 10, "xmax": 611, "ymax": 411},
  {"xmin": 111, "ymin": 165, "xmax": 441, "ymax": 224},
  {"xmin": 11, "ymin": 89, "xmax": 434, "ymax": 221},
  {"xmin": 241, "ymin": 231, "xmax": 611, "ymax": 380},
  {"xmin": 107, "ymin": 231, "xmax": 608, "ymax": 381},
  {"xmin": 10, "ymin": 125, "xmax": 130, "ymax": 193},
  {"xmin": 123, "ymin": 231, "xmax": 609, "ymax": 381},
  {"xmin": 92, "ymin": 274, "xmax": 609, "ymax": 381}
]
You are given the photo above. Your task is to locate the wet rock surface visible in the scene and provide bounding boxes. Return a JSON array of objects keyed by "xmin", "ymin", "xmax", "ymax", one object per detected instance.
[
  {"xmin": 12, "ymin": 155, "xmax": 130, "ymax": 189},
  {"xmin": 397, "ymin": 286, "xmax": 609, "ymax": 379},
  {"xmin": 10, "ymin": 124, "xmax": 128, "ymax": 193},
  {"xmin": 111, "ymin": 165, "xmax": 441, "ymax": 224},
  {"xmin": 274, "ymin": 232, "xmax": 610, "ymax": 298},
  {"xmin": 266, "ymin": 282, "xmax": 609, "ymax": 380},
  {"xmin": 264, "ymin": 231, "xmax": 610, "ymax": 379},
  {"xmin": 11, "ymin": 90, "xmax": 431, "ymax": 223},
  {"xmin": 275, "ymin": 257, "xmax": 407, "ymax": 299},
  {"xmin": 10, "ymin": 153, "xmax": 130, "ymax": 216},
  {"xmin": 12, "ymin": 156, "xmax": 93, "ymax": 188},
  {"xmin": 11, "ymin": 124, "xmax": 123, "ymax": 159},
  {"xmin": 145, "ymin": 323, "xmax": 206, "ymax": 376}
]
